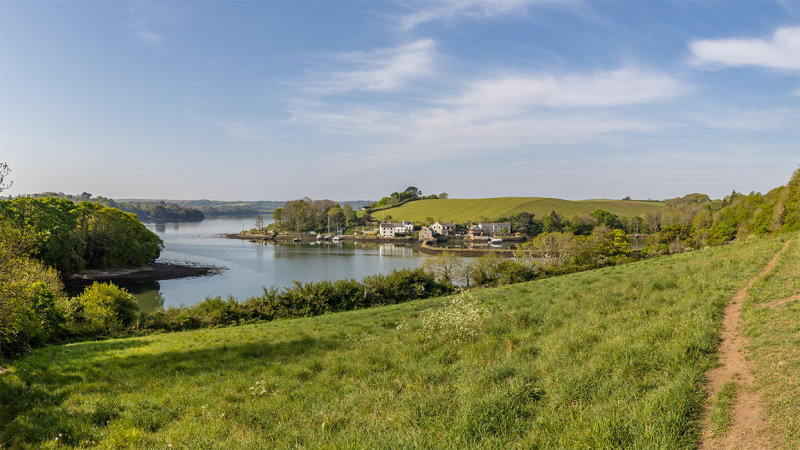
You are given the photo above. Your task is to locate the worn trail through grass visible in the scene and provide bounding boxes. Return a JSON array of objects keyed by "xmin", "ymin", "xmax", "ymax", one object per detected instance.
[{"xmin": 701, "ymin": 238, "xmax": 793, "ymax": 449}]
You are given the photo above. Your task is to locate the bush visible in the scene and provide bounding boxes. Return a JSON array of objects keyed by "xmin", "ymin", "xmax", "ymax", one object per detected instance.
[
  {"xmin": 73, "ymin": 282, "xmax": 139, "ymax": 333},
  {"xmin": 0, "ymin": 281, "xmax": 66, "ymax": 358}
]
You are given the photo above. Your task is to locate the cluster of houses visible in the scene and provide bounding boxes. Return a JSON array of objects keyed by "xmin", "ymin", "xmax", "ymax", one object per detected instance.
[{"xmin": 374, "ymin": 220, "xmax": 512, "ymax": 240}]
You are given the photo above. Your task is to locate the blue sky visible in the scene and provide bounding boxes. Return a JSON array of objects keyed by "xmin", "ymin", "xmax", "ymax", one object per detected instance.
[{"xmin": 1, "ymin": 0, "xmax": 798, "ymax": 201}]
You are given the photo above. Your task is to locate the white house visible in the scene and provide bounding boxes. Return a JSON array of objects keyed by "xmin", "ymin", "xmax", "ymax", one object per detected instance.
[
  {"xmin": 430, "ymin": 221, "xmax": 456, "ymax": 235},
  {"xmin": 380, "ymin": 221, "xmax": 414, "ymax": 238},
  {"xmin": 479, "ymin": 222, "xmax": 511, "ymax": 234}
]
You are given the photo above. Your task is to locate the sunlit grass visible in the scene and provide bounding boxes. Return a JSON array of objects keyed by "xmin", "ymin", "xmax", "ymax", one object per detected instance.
[
  {"xmin": 742, "ymin": 235, "xmax": 800, "ymax": 448},
  {"xmin": 0, "ymin": 235, "xmax": 786, "ymax": 448}
]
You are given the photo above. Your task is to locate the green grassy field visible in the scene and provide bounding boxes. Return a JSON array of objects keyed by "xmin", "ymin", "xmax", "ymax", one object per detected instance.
[
  {"xmin": 742, "ymin": 236, "xmax": 800, "ymax": 448},
  {"xmin": 369, "ymin": 197, "xmax": 663, "ymax": 223},
  {"xmin": 0, "ymin": 235, "xmax": 788, "ymax": 448}
]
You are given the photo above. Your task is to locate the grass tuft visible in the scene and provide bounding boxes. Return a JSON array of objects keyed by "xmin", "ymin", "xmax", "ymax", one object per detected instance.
[{"xmin": 709, "ymin": 379, "xmax": 738, "ymax": 436}]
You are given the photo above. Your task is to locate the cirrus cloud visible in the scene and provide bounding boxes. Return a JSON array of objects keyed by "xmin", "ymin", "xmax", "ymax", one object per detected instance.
[
  {"xmin": 300, "ymin": 39, "xmax": 437, "ymax": 94},
  {"xmin": 689, "ymin": 26, "xmax": 800, "ymax": 72}
]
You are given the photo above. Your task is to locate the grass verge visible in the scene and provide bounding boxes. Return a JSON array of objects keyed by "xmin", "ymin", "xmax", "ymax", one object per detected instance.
[
  {"xmin": 742, "ymin": 235, "xmax": 800, "ymax": 448},
  {"xmin": 708, "ymin": 379, "xmax": 738, "ymax": 436},
  {"xmin": 0, "ymin": 235, "xmax": 785, "ymax": 448}
]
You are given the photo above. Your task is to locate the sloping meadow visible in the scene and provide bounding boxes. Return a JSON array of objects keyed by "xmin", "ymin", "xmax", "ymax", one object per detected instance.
[
  {"xmin": 1, "ymin": 235, "xmax": 787, "ymax": 448},
  {"xmin": 742, "ymin": 236, "xmax": 800, "ymax": 447}
]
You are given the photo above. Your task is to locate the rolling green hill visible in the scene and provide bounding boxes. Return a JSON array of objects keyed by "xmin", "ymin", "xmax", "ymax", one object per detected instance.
[
  {"xmin": 2, "ymin": 234, "xmax": 792, "ymax": 448},
  {"xmin": 369, "ymin": 197, "xmax": 663, "ymax": 223}
]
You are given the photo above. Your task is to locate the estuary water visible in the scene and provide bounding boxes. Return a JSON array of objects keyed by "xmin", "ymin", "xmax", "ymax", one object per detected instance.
[{"xmin": 133, "ymin": 216, "xmax": 425, "ymax": 312}]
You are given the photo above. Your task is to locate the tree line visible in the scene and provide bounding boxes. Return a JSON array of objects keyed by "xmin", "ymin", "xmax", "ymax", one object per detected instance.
[
  {"xmin": 0, "ymin": 197, "xmax": 163, "ymax": 272},
  {"xmin": 272, "ymin": 198, "xmax": 359, "ymax": 233},
  {"xmin": 18, "ymin": 192, "xmax": 205, "ymax": 221}
]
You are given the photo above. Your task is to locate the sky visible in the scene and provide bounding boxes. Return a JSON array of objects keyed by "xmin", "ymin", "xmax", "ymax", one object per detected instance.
[{"xmin": 1, "ymin": 0, "xmax": 798, "ymax": 201}]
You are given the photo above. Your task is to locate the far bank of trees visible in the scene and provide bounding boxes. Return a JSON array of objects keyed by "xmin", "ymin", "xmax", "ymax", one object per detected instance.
[
  {"xmin": 640, "ymin": 168, "xmax": 800, "ymax": 256},
  {"xmin": 0, "ymin": 197, "xmax": 163, "ymax": 272},
  {"xmin": 21, "ymin": 192, "xmax": 205, "ymax": 221},
  {"xmin": 273, "ymin": 198, "xmax": 358, "ymax": 233}
]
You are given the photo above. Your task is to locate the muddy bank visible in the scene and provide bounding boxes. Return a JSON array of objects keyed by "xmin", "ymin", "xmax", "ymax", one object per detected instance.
[
  {"xmin": 63, "ymin": 261, "xmax": 225, "ymax": 286},
  {"xmin": 226, "ymin": 233, "xmax": 416, "ymax": 244},
  {"xmin": 419, "ymin": 241, "xmax": 516, "ymax": 257}
]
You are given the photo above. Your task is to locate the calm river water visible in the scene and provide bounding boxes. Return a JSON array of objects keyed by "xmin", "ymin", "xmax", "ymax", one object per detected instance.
[{"xmin": 134, "ymin": 216, "xmax": 425, "ymax": 312}]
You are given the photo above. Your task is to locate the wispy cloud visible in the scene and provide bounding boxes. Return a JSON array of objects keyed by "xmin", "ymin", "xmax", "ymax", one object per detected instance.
[
  {"xmin": 300, "ymin": 39, "xmax": 437, "ymax": 93},
  {"xmin": 135, "ymin": 30, "xmax": 165, "ymax": 52},
  {"xmin": 449, "ymin": 68, "xmax": 686, "ymax": 114},
  {"xmin": 126, "ymin": 2, "xmax": 177, "ymax": 53},
  {"xmin": 689, "ymin": 26, "xmax": 800, "ymax": 72},
  {"xmin": 218, "ymin": 121, "xmax": 268, "ymax": 144},
  {"xmin": 289, "ymin": 66, "xmax": 684, "ymax": 168},
  {"xmin": 396, "ymin": 0, "xmax": 568, "ymax": 31},
  {"xmin": 689, "ymin": 107, "xmax": 799, "ymax": 131}
]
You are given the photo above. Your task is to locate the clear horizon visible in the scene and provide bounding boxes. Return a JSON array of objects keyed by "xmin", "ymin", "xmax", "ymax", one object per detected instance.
[{"xmin": 1, "ymin": 0, "xmax": 798, "ymax": 201}]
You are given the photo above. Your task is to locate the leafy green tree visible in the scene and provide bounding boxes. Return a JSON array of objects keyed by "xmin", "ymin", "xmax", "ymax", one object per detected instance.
[
  {"xmin": 591, "ymin": 226, "xmax": 632, "ymax": 257},
  {"xmin": 780, "ymin": 168, "xmax": 800, "ymax": 232},
  {"xmin": 541, "ymin": 211, "xmax": 563, "ymax": 233},
  {"xmin": 564, "ymin": 213, "xmax": 595, "ymax": 235},
  {"xmin": 327, "ymin": 206, "xmax": 345, "ymax": 231},
  {"xmin": 0, "ymin": 197, "xmax": 79, "ymax": 270},
  {"xmin": 342, "ymin": 204, "xmax": 357, "ymax": 229},
  {"xmin": 72, "ymin": 202, "xmax": 163, "ymax": 269},
  {"xmin": 510, "ymin": 212, "xmax": 541, "ymax": 236},
  {"xmin": 591, "ymin": 209, "xmax": 623, "ymax": 230}
]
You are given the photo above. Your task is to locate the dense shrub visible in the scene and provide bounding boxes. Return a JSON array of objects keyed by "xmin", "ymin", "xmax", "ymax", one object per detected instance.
[
  {"xmin": 0, "ymin": 222, "xmax": 69, "ymax": 357},
  {"xmin": 72, "ymin": 282, "xmax": 139, "ymax": 333},
  {"xmin": 133, "ymin": 268, "xmax": 453, "ymax": 334}
]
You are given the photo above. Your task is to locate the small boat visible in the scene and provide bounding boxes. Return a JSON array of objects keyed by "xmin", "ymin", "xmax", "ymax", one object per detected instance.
[
  {"xmin": 293, "ymin": 237, "xmax": 301, "ymax": 243},
  {"xmin": 332, "ymin": 235, "xmax": 342, "ymax": 242},
  {"xmin": 489, "ymin": 237, "xmax": 503, "ymax": 244}
]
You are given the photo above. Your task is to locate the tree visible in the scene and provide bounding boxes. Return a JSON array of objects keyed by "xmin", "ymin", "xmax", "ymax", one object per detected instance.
[
  {"xmin": 255, "ymin": 215, "xmax": 265, "ymax": 230},
  {"xmin": 421, "ymin": 252, "xmax": 471, "ymax": 287},
  {"xmin": 541, "ymin": 211, "xmax": 563, "ymax": 233},
  {"xmin": 644, "ymin": 210, "xmax": 662, "ymax": 233},
  {"xmin": 403, "ymin": 186, "xmax": 421, "ymax": 199},
  {"xmin": 510, "ymin": 212, "xmax": 540, "ymax": 236},
  {"xmin": 591, "ymin": 209, "xmax": 623, "ymax": 230},
  {"xmin": 564, "ymin": 213, "xmax": 595, "ymax": 235},
  {"xmin": 515, "ymin": 232, "xmax": 578, "ymax": 265},
  {"xmin": 327, "ymin": 206, "xmax": 345, "ymax": 232},
  {"xmin": 438, "ymin": 192, "xmax": 448, "ymax": 199},
  {"xmin": 342, "ymin": 204, "xmax": 357, "ymax": 229},
  {"xmin": 591, "ymin": 226, "xmax": 632, "ymax": 257},
  {"xmin": 0, "ymin": 162, "xmax": 11, "ymax": 193}
]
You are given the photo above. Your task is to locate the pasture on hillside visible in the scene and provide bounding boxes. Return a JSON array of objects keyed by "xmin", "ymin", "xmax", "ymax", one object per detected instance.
[
  {"xmin": 369, "ymin": 197, "xmax": 663, "ymax": 223},
  {"xmin": 742, "ymin": 236, "xmax": 800, "ymax": 448},
  {"xmin": 1, "ymin": 235, "xmax": 790, "ymax": 448}
]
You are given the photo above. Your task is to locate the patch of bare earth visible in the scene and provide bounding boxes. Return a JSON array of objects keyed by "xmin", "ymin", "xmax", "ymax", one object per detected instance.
[{"xmin": 701, "ymin": 240, "xmax": 792, "ymax": 449}]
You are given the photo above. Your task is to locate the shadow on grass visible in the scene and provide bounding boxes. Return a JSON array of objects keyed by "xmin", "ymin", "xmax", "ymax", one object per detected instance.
[{"xmin": 1, "ymin": 332, "xmax": 342, "ymax": 447}]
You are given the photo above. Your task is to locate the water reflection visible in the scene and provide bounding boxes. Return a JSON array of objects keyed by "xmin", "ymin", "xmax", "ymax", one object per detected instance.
[
  {"xmin": 127, "ymin": 282, "xmax": 166, "ymax": 313},
  {"xmin": 136, "ymin": 216, "xmax": 426, "ymax": 310}
]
